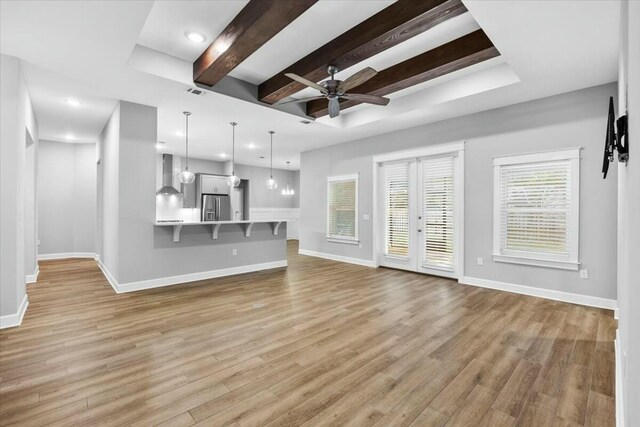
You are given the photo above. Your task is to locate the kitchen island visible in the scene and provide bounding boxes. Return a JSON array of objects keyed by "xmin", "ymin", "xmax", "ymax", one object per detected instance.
[{"xmin": 155, "ymin": 219, "xmax": 287, "ymax": 242}]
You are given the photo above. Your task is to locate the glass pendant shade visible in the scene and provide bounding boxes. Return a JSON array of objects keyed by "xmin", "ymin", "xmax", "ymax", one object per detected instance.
[
  {"xmin": 281, "ymin": 184, "xmax": 294, "ymax": 197},
  {"xmin": 228, "ymin": 174, "xmax": 241, "ymax": 188},
  {"xmin": 281, "ymin": 161, "xmax": 294, "ymax": 196},
  {"xmin": 266, "ymin": 130, "xmax": 277, "ymax": 190},
  {"xmin": 179, "ymin": 170, "xmax": 195, "ymax": 184},
  {"xmin": 266, "ymin": 177, "xmax": 278, "ymax": 190}
]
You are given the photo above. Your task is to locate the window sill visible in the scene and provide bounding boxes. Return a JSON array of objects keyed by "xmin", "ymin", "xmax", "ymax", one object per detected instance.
[
  {"xmin": 493, "ymin": 254, "xmax": 579, "ymax": 271},
  {"xmin": 327, "ymin": 237, "xmax": 359, "ymax": 245}
]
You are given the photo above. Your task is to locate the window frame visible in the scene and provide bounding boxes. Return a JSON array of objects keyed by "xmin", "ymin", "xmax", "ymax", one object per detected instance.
[
  {"xmin": 327, "ymin": 173, "xmax": 359, "ymax": 244},
  {"xmin": 492, "ymin": 148, "xmax": 581, "ymax": 271}
]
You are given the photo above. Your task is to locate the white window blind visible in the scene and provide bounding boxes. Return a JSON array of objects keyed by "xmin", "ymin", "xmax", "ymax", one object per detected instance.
[
  {"xmin": 500, "ymin": 161, "xmax": 571, "ymax": 254},
  {"xmin": 384, "ymin": 163, "xmax": 410, "ymax": 257},
  {"xmin": 493, "ymin": 148, "xmax": 580, "ymax": 270},
  {"xmin": 327, "ymin": 175, "xmax": 358, "ymax": 241},
  {"xmin": 421, "ymin": 156, "xmax": 454, "ymax": 271}
]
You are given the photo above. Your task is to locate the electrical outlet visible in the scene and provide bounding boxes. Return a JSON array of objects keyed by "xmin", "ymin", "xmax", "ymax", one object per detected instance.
[
  {"xmin": 477, "ymin": 257, "xmax": 483, "ymax": 266},
  {"xmin": 362, "ymin": 214, "xmax": 370, "ymax": 221},
  {"xmin": 232, "ymin": 249, "xmax": 237, "ymax": 256},
  {"xmin": 579, "ymin": 269, "xmax": 589, "ymax": 279},
  {"xmin": 36, "ymin": 239, "xmax": 41, "ymax": 246},
  {"xmin": 358, "ymin": 243, "xmax": 362, "ymax": 249}
]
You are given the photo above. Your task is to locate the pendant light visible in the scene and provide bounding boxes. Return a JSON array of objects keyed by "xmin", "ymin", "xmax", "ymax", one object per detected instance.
[
  {"xmin": 266, "ymin": 130, "xmax": 278, "ymax": 190},
  {"xmin": 228, "ymin": 122, "xmax": 241, "ymax": 188},
  {"xmin": 178, "ymin": 111, "xmax": 195, "ymax": 184},
  {"xmin": 281, "ymin": 161, "xmax": 295, "ymax": 197}
]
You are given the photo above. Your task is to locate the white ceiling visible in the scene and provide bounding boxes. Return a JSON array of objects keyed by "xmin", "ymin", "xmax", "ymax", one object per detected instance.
[{"xmin": 0, "ymin": 0, "xmax": 620, "ymax": 170}]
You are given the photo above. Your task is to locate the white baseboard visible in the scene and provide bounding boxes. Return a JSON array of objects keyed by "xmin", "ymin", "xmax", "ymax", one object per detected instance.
[
  {"xmin": 298, "ymin": 249, "xmax": 375, "ymax": 268},
  {"xmin": 459, "ymin": 276, "xmax": 617, "ymax": 310},
  {"xmin": 96, "ymin": 257, "xmax": 119, "ymax": 294},
  {"xmin": 0, "ymin": 295, "xmax": 29, "ymax": 329},
  {"xmin": 38, "ymin": 252, "xmax": 97, "ymax": 261},
  {"xmin": 615, "ymin": 329, "xmax": 625, "ymax": 427},
  {"xmin": 98, "ymin": 259, "xmax": 288, "ymax": 294},
  {"xmin": 26, "ymin": 265, "xmax": 39, "ymax": 284}
]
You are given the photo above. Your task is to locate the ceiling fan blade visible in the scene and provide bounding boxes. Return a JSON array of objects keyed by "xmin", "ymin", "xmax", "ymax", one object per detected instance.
[
  {"xmin": 284, "ymin": 73, "xmax": 327, "ymax": 94},
  {"xmin": 275, "ymin": 95, "xmax": 325, "ymax": 105},
  {"xmin": 338, "ymin": 67, "xmax": 377, "ymax": 92},
  {"xmin": 342, "ymin": 93, "xmax": 390, "ymax": 106},
  {"xmin": 328, "ymin": 97, "xmax": 340, "ymax": 118}
]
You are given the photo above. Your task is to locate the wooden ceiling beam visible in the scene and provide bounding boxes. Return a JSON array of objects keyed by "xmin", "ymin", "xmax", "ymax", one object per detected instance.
[
  {"xmin": 306, "ymin": 29, "xmax": 500, "ymax": 118},
  {"xmin": 193, "ymin": 0, "xmax": 318, "ymax": 87},
  {"xmin": 258, "ymin": 0, "xmax": 468, "ymax": 105}
]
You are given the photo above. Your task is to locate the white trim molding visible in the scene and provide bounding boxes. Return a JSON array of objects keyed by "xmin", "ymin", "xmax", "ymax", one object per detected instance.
[
  {"xmin": 493, "ymin": 147, "xmax": 581, "ymax": 271},
  {"xmin": 615, "ymin": 329, "xmax": 625, "ymax": 427},
  {"xmin": 99, "ymin": 259, "xmax": 288, "ymax": 294},
  {"xmin": 459, "ymin": 276, "xmax": 617, "ymax": 310},
  {"xmin": 26, "ymin": 265, "xmax": 39, "ymax": 284},
  {"xmin": 0, "ymin": 295, "xmax": 29, "ymax": 329},
  {"xmin": 372, "ymin": 142, "xmax": 465, "ymax": 164},
  {"xmin": 298, "ymin": 249, "xmax": 375, "ymax": 268},
  {"xmin": 38, "ymin": 252, "xmax": 97, "ymax": 261}
]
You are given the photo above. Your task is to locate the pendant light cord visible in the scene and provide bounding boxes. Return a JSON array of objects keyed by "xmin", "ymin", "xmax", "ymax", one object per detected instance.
[
  {"xmin": 269, "ymin": 131, "xmax": 275, "ymax": 179},
  {"xmin": 184, "ymin": 112, "xmax": 190, "ymax": 171},
  {"xmin": 230, "ymin": 122, "xmax": 237, "ymax": 175}
]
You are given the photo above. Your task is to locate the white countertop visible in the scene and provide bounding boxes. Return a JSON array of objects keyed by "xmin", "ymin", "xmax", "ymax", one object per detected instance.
[{"xmin": 154, "ymin": 219, "xmax": 289, "ymax": 226}]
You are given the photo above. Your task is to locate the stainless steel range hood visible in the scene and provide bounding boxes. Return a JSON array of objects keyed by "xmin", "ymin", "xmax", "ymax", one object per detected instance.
[{"xmin": 156, "ymin": 154, "xmax": 181, "ymax": 195}]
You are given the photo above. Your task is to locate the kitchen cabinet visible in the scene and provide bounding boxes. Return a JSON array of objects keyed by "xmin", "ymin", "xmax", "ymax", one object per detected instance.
[{"xmin": 200, "ymin": 175, "xmax": 229, "ymax": 195}]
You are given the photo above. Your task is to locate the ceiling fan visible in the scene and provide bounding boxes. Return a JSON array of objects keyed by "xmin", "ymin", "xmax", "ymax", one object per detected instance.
[{"xmin": 276, "ymin": 65, "xmax": 390, "ymax": 118}]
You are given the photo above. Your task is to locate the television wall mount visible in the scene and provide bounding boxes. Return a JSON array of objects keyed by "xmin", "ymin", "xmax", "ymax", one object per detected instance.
[{"xmin": 603, "ymin": 96, "xmax": 629, "ymax": 179}]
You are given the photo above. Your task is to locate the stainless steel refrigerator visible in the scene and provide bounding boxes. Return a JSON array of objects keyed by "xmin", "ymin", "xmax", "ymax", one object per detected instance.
[{"xmin": 201, "ymin": 194, "xmax": 231, "ymax": 221}]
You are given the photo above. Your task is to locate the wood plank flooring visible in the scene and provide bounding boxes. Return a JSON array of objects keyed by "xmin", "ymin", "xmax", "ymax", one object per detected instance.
[{"xmin": 0, "ymin": 241, "xmax": 615, "ymax": 426}]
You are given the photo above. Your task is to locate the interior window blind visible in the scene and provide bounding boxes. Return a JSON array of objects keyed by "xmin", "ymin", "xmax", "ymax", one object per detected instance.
[
  {"xmin": 500, "ymin": 160, "xmax": 571, "ymax": 256},
  {"xmin": 384, "ymin": 163, "xmax": 410, "ymax": 256},
  {"xmin": 328, "ymin": 178, "xmax": 357, "ymax": 239},
  {"xmin": 422, "ymin": 156, "xmax": 454, "ymax": 271}
]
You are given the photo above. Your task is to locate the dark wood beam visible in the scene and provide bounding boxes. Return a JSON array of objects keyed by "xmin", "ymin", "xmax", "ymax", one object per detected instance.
[
  {"xmin": 258, "ymin": 0, "xmax": 468, "ymax": 104},
  {"xmin": 306, "ymin": 29, "xmax": 500, "ymax": 118},
  {"xmin": 194, "ymin": 0, "xmax": 318, "ymax": 87}
]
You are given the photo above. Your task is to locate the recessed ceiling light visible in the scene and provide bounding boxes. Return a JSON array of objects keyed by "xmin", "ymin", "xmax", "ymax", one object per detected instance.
[
  {"xmin": 175, "ymin": 131, "xmax": 183, "ymax": 137},
  {"xmin": 185, "ymin": 31, "xmax": 205, "ymax": 43},
  {"xmin": 248, "ymin": 142, "xmax": 256, "ymax": 149},
  {"xmin": 66, "ymin": 98, "xmax": 80, "ymax": 107},
  {"xmin": 64, "ymin": 134, "xmax": 74, "ymax": 141},
  {"xmin": 155, "ymin": 142, "xmax": 165, "ymax": 150},
  {"xmin": 220, "ymin": 152, "xmax": 227, "ymax": 158}
]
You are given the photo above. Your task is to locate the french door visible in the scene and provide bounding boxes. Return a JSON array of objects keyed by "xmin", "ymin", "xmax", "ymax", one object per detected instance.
[{"xmin": 377, "ymin": 152, "xmax": 463, "ymax": 279}]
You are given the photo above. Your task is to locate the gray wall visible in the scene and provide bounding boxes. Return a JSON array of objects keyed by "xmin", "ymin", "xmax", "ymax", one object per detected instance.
[
  {"xmin": 300, "ymin": 83, "xmax": 618, "ymax": 300},
  {"xmin": 0, "ymin": 54, "xmax": 38, "ymax": 320},
  {"xmin": 37, "ymin": 141, "xmax": 96, "ymax": 256},
  {"xmin": 24, "ymin": 128, "xmax": 38, "ymax": 278},
  {"xmin": 98, "ymin": 103, "xmax": 120, "ymax": 278},
  {"xmin": 100, "ymin": 101, "xmax": 286, "ymax": 285},
  {"xmin": 617, "ymin": 1, "xmax": 639, "ymax": 424}
]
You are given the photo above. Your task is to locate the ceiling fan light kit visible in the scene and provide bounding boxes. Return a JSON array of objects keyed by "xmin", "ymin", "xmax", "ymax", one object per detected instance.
[{"xmin": 278, "ymin": 65, "xmax": 390, "ymax": 118}]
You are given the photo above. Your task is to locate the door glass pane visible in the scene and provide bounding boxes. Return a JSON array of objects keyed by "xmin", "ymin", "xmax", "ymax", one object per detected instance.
[
  {"xmin": 384, "ymin": 163, "xmax": 410, "ymax": 256},
  {"xmin": 422, "ymin": 157, "xmax": 454, "ymax": 271}
]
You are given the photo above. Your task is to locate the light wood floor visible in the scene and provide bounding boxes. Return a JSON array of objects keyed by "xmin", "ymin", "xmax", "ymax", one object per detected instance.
[{"xmin": 0, "ymin": 241, "xmax": 615, "ymax": 426}]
